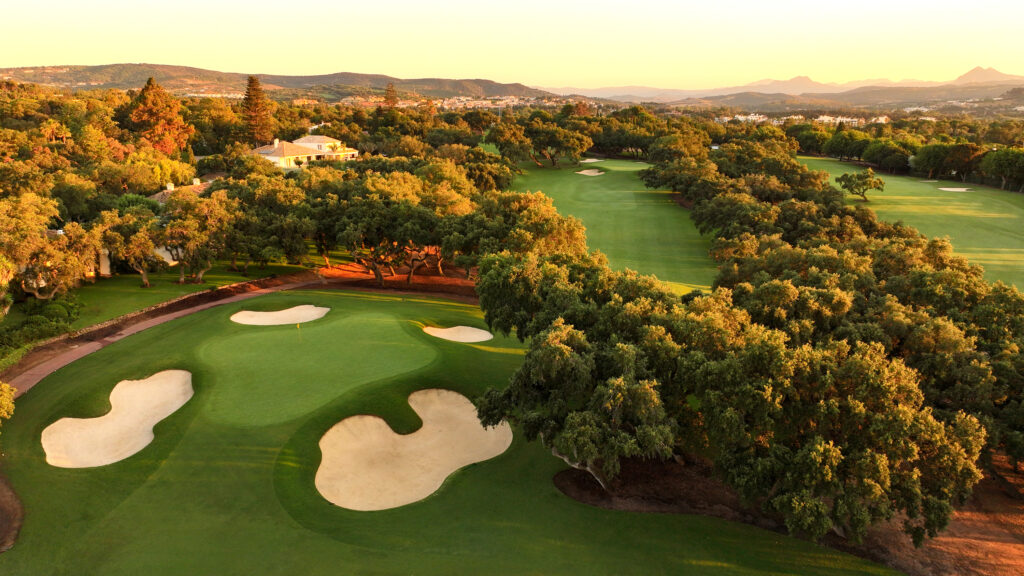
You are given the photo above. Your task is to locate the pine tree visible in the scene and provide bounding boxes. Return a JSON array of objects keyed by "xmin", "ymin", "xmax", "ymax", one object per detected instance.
[
  {"xmin": 383, "ymin": 82, "xmax": 398, "ymax": 109},
  {"xmin": 242, "ymin": 76, "xmax": 274, "ymax": 145}
]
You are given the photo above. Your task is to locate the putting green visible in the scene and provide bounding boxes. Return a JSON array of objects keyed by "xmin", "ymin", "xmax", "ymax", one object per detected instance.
[
  {"xmin": 0, "ymin": 290, "xmax": 894, "ymax": 575},
  {"xmin": 513, "ymin": 159, "xmax": 717, "ymax": 293},
  {"xmin": 802, "ymin": 156, "xmax": 1024, "ymax": 289},
  {"xmin": 202, "ymin": 312, "xmax": 436, "ymax": 426}
]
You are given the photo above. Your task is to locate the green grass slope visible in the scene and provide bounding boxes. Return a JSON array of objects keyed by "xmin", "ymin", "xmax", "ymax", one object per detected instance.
[
  {"xmin": 513, "ymin": 159, "xmax": 717, "ymax": 293},
  {"xmin": 802, "ymin": 156, "xmax": 1024, "ymax": 289},
  {"xmin": 0, "ymin": 290, "xmax": 893, "ymax": 575}
]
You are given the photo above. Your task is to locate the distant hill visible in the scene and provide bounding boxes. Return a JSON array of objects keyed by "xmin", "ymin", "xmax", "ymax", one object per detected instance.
[
  {"xmin": 544, "ymin": 67, "xmax": 1024, "ymax": 106},
  {"xmin": 0, "ymin": 63, "xmax": 553, "ymax": 100},
  {"xmin": 671, "ymin": 82, "xmax": 1024, "ymax": 112},
  {"xmin": 952, "ymin": 66, "xmax": 1024, "ymax": 85}
]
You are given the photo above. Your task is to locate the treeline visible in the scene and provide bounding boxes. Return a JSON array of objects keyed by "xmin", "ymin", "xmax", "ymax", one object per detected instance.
[
  {"xmin": 786, "ymin": 118, "xmax": 1024, "ymax": 189},
  {"xmin": 476, "ymin": 114, "xmax": 1024, "ymax": 546}
]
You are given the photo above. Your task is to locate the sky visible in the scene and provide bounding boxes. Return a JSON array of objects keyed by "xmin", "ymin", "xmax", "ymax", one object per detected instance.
[{"xmin": 2, "ymin": 0, "xmax": 1022, "ymax": 89}]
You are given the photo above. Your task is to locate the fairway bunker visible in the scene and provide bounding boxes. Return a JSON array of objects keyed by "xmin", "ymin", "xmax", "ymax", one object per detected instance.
[
  {"xmin": 315, "ymin": 389, "xmax": 512, "ymax": 511},
  {"xmin": 41, "ymin": 370, "xmax": 193, "ymax": 468},
  {"xmin": 230, "ymin": 304, "xmax": 329, "ymax": 325},
  {"xmin": 576, "ymin": 169, "xmax": 605, "ymax": 176},
  {"xmin": 579, "ymin": 158, "xmax": 602, "ymax": 163},
  {"xmin": 920, "ymin": 180, "xmax": 939, "ymax": 183},
  {"xmin": 423, "ymin": 325, "xmax": 493, "ymax": 343},
  {"xmin": 939, "ymin": 187, "xmax": 972, "ymax": 192}
]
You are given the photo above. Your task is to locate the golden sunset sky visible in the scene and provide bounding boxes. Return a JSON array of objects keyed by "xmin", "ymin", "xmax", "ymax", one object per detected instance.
[{"xmin": 3, "ymin": 0, "xmax": 1021, "ymax": 88}]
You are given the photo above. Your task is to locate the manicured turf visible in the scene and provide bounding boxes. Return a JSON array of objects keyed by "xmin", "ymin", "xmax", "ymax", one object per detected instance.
[
  {"xmin": 513, "ymin": 159, "xmax": 717, "ymax": 293},
  {"xmin": 0, "ymin": 290, "xmax": 894, "ymax": 575},
  {"xmin": 802, "ymin": 156, "xmax": 1024, "ymax": 289},
  {"xmin": 70, "ymin": 262, "xmax": 310, "ymax": 330}
]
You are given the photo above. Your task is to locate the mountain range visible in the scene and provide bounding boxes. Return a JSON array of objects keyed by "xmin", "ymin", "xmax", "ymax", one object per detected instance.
[
  {"xmin": 543, "ymin": 67, "xmax": 1024, "ymax": 103},
  {"xmin": 0, "ymin": 63, "xmax": 552, "ymax": 100}
]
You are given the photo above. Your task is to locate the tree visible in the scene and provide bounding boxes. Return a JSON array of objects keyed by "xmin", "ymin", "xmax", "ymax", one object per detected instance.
[
  {"xmin": 910, "ymin": 144, "xmax": 951, "ymax": 179},
  {"xmin": 0, "ymin": 193, "xmax": 59, "ymax": 316},
  {"xmin": 485, "ymin": 121, "xmax": 533, "ymax": 164},
  {"xmin": 0, "ymin": 381, "xmax": 13, "ymax": 444},
  {"xmin": 980, "ymin": 148, "xmax": 1024, "ymax": 191},
  {"xmin": 125, "ymin": 78, "xmax": 194, "ymax": 155},
  {"xmin": 99, "ymin": 210, "xmax": 166, "ymax": 287},
  {"xmin": 163, "ymin": 188, "xmax": 237, "ymax": 283},
  {"xmin": 383, "ymin": 82, "xmax": 399, "ymax": 109},
  {"xmin": 836, "ymin": 168, "xmax": 885, "ymax": 201},
  {"xmin": 241, "ymin": 76, "xmax": 274, "ymax": 145},
  {"xmin": 944, "ymin": 143, "xmax": 986, "ymax": 182}
]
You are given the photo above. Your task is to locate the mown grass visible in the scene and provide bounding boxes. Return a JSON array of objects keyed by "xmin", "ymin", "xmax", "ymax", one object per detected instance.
[
  {"xmin": 0, "ymin": 290, "xmax": 895, "ymax": 575},
  {"xmin": 513, "ymin": 158, "xmax": 717, "ymax": 293},
  {"xmin": 801, "ymin": 156, "xmax": 1024, "ymax": 289}
]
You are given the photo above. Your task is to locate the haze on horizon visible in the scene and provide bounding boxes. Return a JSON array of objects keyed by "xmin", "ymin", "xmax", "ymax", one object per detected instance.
[{"xmin": 2, "ymin": 0, "xmax": 1021, "ymax": 90}]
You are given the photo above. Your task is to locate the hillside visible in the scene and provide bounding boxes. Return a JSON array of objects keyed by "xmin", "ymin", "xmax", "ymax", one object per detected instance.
[{"xmin": 0, "ymin": 63, "xmax": 553, "ymax": 100}]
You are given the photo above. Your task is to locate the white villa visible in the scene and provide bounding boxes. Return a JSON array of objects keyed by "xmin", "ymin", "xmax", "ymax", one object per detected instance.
[{"xmin": 252, "ymin": 137, "xmax": 358, "ymax": 168}]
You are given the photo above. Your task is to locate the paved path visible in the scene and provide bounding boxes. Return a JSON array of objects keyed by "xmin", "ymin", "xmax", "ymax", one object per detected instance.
[{"xmin": 7, "ymin": 279, "xmax": 315, "ymax": 398}]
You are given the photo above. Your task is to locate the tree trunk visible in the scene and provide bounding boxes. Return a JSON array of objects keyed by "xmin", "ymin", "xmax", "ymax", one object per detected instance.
[
  {"xmin": 242, "ymin": 259, "xmax": 250, "ymax": 275},
  {"xmin": 551, "ymin": 446, "xmax": 610, "ymax": 492},
  {"xmin": 435, "ymin": 255, "xmax": 445, "ymax": 276},
  {"xmin": 1001, "ymin": 176, "xmax": 1008, "ymax": 190},
  {"xmin": 407, "ymin": 259, "xmax": 424, "ymax": 283},
  {"xmin": 195, "ymin": 265, "xmax": 212, "ymax": 284},
  {"xmin": 367, "ymin": 262, "xmax": 384, "ymax": 286},
  {"xmin": 322, "ymin": 251, "xmax": 331, "ymax": 268},
  {"xmin": 528, "ymin": 153, "xmax": 543, "ymax": 167},
  {"xmin": 178, "ymin": 265, "xmax": 186, "ymax": 284},
  {"xmin": 135, "ymin": 266, "xmax": 150, "ymax": 288}
]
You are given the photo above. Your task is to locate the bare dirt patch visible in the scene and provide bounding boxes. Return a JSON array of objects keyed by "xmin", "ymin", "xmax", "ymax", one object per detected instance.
[
  {"xmin": 556, "ymin": 455, "xmax": 1024, "ymax": 576},
  {"xmin": 316, "ymin": 389, "xmax": 512, "ymax": 511},
  {"xmin": 0, "ymin": 471, "xmax": 22, "ymax": 553}
]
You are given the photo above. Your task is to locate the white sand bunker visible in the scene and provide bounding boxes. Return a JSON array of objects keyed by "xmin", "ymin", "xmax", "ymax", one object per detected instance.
[
  {"xmin": 423, "ymin": 325, "xmax": 493, "ymax": 343},
  {"xmin": 230, "ymin": 305, "xmax": 329, "ymax": 325},
  {"xmin": 41, "ymin": 370, "xmax": 193, "ymax": 468},
  {"xmin": 316, "ymin": 389, "xmax": 512, "ymax": 511},
  {"xmin": 576, "ymin": 169, "xmax": 605, "ymax": 176},
  {"xmin": 579, "ymin": 158, "xmax": 602, "ymax": 163},
  {"xmin": 920, "ymin": 180, "xmax": 939, "ymax": 183},
  {"xmin": 939, "ymin": 187, "xmax": 972, "ymax": 192}
]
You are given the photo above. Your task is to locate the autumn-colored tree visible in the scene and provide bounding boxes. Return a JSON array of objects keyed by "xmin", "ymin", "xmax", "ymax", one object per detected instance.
[
  {"xmin": 126, "ymin": 78, "xmax": 194, "ymax": 155},
  {"xmin": 241, "ymin": 76, "xmax": 274, "ymax": 145}
]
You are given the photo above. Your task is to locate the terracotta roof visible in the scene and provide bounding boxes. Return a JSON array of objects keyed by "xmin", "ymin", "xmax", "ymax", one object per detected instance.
[
  {"xmin": 252, "ymin": 140, "xmax": 325, "ymax": 158},
  {"xmin": 294, "ymin": 135, "xmax": 342, "ymax": 145}
]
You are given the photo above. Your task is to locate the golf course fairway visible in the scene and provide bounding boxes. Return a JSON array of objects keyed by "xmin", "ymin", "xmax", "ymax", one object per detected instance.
[
  {"xmin": 513, "ymin": 159, "xmax": 717, "ymax": 293},
  {"xmin": 0, "ymin": 289, "xmax": 895, "ymax": 575},
  {"xmin": 802, "ymin": 156, "xmax": 1024, "ymax": 289}
]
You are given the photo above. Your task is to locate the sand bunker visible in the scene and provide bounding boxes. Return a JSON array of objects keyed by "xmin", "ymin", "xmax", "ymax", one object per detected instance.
[
  {"xmin": 422, "ymin": 325, "xmax": 493, "ymax": 343},
  {"xmin": 316, "ymin": 389, "xmax": 512, "ymax": 511},
  {"xmin": 939, "ymin": 187, "xmax": 972, "ymax": 192},
  {"xmin": 230, "ymin": 305, "xmax": 329, "ymax": 325},
  {"xmin": 920, "ymin": 180, "xmax": 939, "ymax": 183},
  {"xmin": 576, "ymin": 169, "xmax": 604, "ymax": 176},
  {"xmin": 579, "ymin": 158, "xmax": 602, "ymax": 163},
  {"xmin": 41, "ymin": 370, "xmax": 193, "ymax": 468}
]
